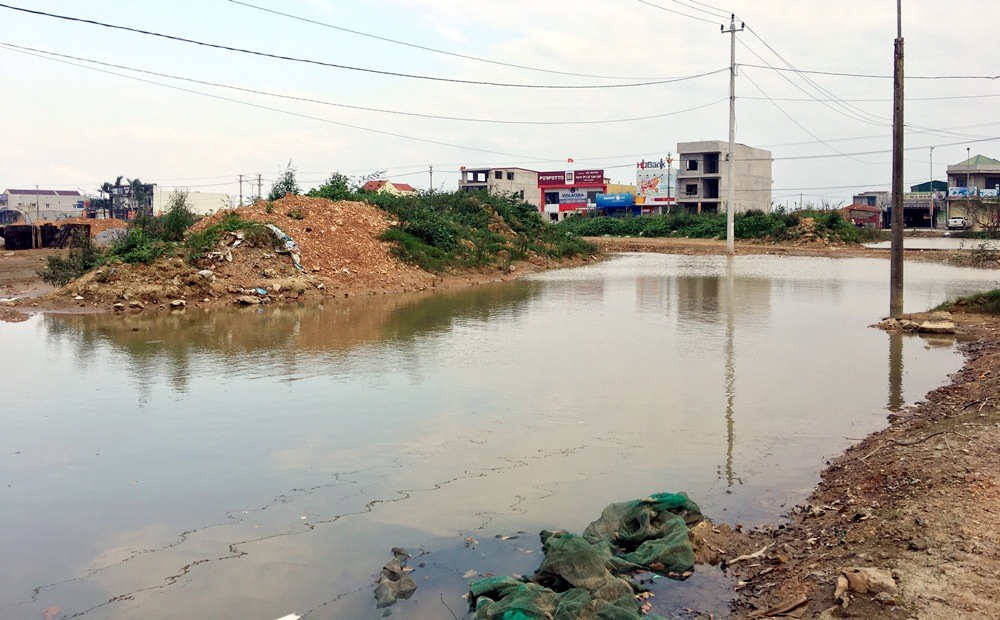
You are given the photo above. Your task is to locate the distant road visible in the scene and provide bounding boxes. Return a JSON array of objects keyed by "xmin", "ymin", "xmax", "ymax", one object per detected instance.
[{"xmin": 864, "ymin": 237, "xmax": 1000, "ymax": 251}]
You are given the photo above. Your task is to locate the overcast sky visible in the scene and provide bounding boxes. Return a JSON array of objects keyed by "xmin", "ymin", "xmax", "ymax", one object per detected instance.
[{"xmin": 2, "ymin": 0, "xmax": 998, "ymax": 206}]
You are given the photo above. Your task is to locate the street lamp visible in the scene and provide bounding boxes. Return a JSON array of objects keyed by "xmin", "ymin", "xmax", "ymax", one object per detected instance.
[{"xmin": 967, "ymin": 147, "xmax": 971, "ymax": 193}]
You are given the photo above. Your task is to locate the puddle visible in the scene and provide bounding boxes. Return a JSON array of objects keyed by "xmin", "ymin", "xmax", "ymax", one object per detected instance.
[{"xmin": 3, "ymin": 254, "xmax": 999, "ymax": 618}]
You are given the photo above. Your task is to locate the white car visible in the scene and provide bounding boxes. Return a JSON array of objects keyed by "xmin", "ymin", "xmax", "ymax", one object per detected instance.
[{"xmin": 947, "ymin": 216, "xmax": 967, "ymax": 230}]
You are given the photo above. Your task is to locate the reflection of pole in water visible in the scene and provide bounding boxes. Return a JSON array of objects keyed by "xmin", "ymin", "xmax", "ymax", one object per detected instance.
[
  {"xmin": 888, "ymin": 331, "xmax": 903, "ymax": 411},
  {"xmin": 722, "ymin": 256, "xmax": 739, "ymax": 490}
]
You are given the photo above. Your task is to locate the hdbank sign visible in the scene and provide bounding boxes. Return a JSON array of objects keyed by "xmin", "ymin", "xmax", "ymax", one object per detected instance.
[{"xmin": 636, "ymin": 158, "xmax": 667, "ymax": 170}]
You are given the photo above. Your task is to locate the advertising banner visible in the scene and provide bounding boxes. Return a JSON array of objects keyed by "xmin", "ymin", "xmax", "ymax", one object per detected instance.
[
  {"xmin": 596, "ymin": 193, "xmax": 635, "ymax": 207},
  {"xmin": 948, "ymin": 187, "xmax": 978, "ymax": 197},
  {"xmin": 538, "ymin": 170, "xmax": 604, "ymax": 187},
  {"xmin": 559, "ymin": 189, "xmax": 588, "ymax": 204}
]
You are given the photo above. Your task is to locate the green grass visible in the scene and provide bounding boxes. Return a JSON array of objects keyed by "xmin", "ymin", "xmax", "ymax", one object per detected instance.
[
  {"xmin": 936, "ymin": 289, "xmax": 1000, "ymax": 315},
  {"xmin": 369, "ymin": 190, "xmax": 594, "ymax": 272},
  {"xmin": 555, "ymin": 208, "xmax": 866, "ymax": 244}
]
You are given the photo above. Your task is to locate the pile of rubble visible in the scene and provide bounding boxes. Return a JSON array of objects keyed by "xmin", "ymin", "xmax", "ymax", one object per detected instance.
[{"xmin": 192, "ymin": 195, "xmax": 434, "ymax": 294}]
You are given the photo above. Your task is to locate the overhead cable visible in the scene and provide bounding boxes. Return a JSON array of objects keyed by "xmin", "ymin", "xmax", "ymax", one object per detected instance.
[
  {"xmin": 0, "ymin": 43, "xmax": 728, "ymax": 126},
  {"xmin": 0, "ymin": 3, "xmax": 726, "ymax": 89},
  {"xmin": 229, "ymin": 0, "xmax": 673, "ymax": 81}
]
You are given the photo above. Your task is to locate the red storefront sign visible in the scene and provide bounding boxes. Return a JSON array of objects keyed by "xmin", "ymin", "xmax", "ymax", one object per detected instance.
[{"xmin": 537, "ymin": 169, "xmax": 604, "ymax": 187}]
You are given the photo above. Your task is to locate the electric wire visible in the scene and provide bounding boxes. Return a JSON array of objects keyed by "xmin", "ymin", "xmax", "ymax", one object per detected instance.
[
  {"xmin": 0, "ymin": 43, "xmax": 728, "ymax": 126},
  {"xmin": 739, "ymin": 62, "xmax": 1000, "ymax": 81},
  {"xmin": 0, "ymin": 44, "xmax": 553, "ymax": 162},
  {"xmin": 228, "ymin": 0, "xmax": 673, "ymax": 81},
  {"xmin": 741, "ymin": 70, "xmax": 878, "ymax": 164},
  {"xmin": 0, "ymin": 2, "xmax": 726, "ymax": 89},
  {"xmin": 739, "ymin": 33, "xmax": 999, "ymax": 141},
  {"xmin": 635, "ymin": 0, "xmax": 720, "ymax": 25},
  {"xmin": 665, "ymin": 0, "xmax": 731, "ymax": 19},
  {"xmin": 743, "ymin": 93, "xmax": 1000, "ymax": 103}
]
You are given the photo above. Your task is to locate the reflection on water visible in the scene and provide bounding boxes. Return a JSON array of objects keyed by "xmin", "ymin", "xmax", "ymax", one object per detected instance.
[
  {"xmin": 888, "ymin": 332, "xmax": 904, "ymax": 412},
  {"xmin": 2, "ymin": 254, "xmax": 998, "ymax": 619}
]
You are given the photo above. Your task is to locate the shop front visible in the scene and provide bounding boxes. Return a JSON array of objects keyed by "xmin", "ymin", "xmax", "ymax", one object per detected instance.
[{"xmin": 538, "ymin": 169, "xmax": 606, "ymax": 222}]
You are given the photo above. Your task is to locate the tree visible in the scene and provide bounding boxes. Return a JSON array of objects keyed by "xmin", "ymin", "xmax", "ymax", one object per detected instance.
[
  {"xmin": 268, "ymin": 160, "xmax": 300, "ymax": 200},
  {"xmin": 962, "ymin": 198, "xmax": 1000, "ymax": 235},
  {"xmin": 307, "ymin": 172, "xmax": 351, "ymax": 201},
  {"xmin": 127, "ymin": 177, "xmax": 154, "ymax": 217}
]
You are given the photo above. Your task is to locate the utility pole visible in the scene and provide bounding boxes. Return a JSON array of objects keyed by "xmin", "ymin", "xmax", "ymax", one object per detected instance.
[
  {"xmin": 429, "ymin": 165, "xmax": 434, "ymax": 194},
  {"xmin": 929, "ymin": 147, "xmax": 934, "ymax": 228},
  {"xmin": 238, "ymin": 174, "xmax": 244, "ymax": 207},
  {"xmin": 35, "ymin": 184, "xmax": 40, "ymax": 222},
  {"xmin": 722, "ymin": 14, "xmax": 744, "ymax": 255},
  {"xmin": 257, "ymin": 173, "xmax": 263, "ymax": 201},
  {"xmin": 889, "ymin": 0, "xmax": 905, "ymax": 318}
]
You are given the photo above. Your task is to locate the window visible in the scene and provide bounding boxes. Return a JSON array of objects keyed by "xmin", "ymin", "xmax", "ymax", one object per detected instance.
[
  {"xmin": 686, "ymin": 159, "xmax": 699, "ymax": 171},
  {"xmin": 685, "ymin": 184, "xmax": 698, "ymax": 196},
  {"xmin": 495, "ymin": 170, "xmax": 503, "ymax": 179},
  {"xmin": 517, "ymin": 190, "xmax": 525, "ymax": 199},
  {"xmin": 506, "ymin": 171, "xmax": 515, "ymax": 180}
]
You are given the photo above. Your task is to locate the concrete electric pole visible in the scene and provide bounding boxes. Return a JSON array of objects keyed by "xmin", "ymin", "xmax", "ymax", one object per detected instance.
[
  {"xmin": 889, "ymin": 0, "xmax": 905, "ymax": 318},
  {"xmin": 722, "ymin": 14, "xmax": 744, "ymax": 256}
]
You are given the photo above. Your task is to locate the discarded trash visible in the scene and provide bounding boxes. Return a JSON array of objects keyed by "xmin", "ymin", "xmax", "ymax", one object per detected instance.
[
  {"xmin": 266, "ymin": 224, "xmax": 304, "ymax": 272},
  {"xmin": 469, "ymin": 492, "xmax": 703, "ymax": 619},
  {"xmin": 255, "ymin": 287, "xmax": 268, "ymax": 296}
]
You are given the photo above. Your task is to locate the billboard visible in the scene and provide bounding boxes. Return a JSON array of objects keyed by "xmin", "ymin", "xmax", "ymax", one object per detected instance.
[
  {"xmin": 558, "ymin": 189, "xmax": 588, "ymax": 204},
  {"xmin": 636, "ymin": 159, "xmax": 675, "ymax": 201},
  {"xmin": 948, "ymin": 187, "xmax": 978, "ymax": 197},
  {"xmin": 596, "ymin": 193, "xmax": 635, "ymax": 207},
  {"xmin": 538, "ymin": 169, "xmax": 604, "ymax": 187}
]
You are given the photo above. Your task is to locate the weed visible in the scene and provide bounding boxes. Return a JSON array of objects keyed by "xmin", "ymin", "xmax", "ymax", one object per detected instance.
[{"xmin": 38, "ymin": 231, "xmax": 104, "ymax": 285}]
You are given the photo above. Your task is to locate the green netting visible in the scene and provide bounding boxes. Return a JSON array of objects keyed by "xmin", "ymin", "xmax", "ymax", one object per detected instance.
[{"xmin": 469, "ymin": 493, "xmax": 703, "ymax": 620}]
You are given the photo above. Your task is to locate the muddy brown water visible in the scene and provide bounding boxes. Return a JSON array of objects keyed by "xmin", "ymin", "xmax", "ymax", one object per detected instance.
[{"xmin": 2, "ymin": 254, "xmax": 998, "ymax": 619}]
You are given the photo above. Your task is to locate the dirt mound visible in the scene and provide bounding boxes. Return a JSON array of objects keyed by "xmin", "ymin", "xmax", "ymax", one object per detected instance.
[
  {"xmin": 24, "ymin": 195, "xmax": 444, "ymax": 312},
  {"xmin": 193, "ymin": 195, "xmax": 433, "ymax": 292},
  {"xmin": 787, "ymin": 217, "xmax": 831, "ymax": 246}
]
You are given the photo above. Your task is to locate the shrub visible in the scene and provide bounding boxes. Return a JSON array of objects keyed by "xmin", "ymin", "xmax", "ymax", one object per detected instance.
[
  {"xmin": 107, "ymin": 227, "xmax": 169, "ymax": 264},
  {"xmin": 38, "ymin": 232, "xmax": 103, "ymax": 285}
]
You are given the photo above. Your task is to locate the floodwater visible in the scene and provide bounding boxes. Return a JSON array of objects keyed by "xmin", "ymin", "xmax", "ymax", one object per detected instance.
[{"xmin": 2, "ymin": 254, "xmax": 998, "ymax": 619}]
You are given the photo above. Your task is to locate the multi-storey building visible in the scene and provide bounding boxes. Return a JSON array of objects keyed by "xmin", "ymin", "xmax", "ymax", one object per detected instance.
[
  {"xmin": 458, "ymin": 167, "xmax": 541, "ymax": 209},
  {"xmin": 675, "ymin": 141, "xmax": 772, "ymax": 214}
]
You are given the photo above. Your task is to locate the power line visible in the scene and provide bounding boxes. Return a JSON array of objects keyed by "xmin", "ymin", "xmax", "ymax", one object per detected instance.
[
  {"xmin": 665, "ymin": 0, "xmax": 731, "ymax": 19},
  {"xmin": 740, "ymin": 41, "xmax": 998, "ymax": 141},
  {"xmin": 635, "ymin": 0, "xmax": 720, "ymax": 25},
  {"xmin": 0, "ymin": 44, "xmax": 552, "ymax": 161},
  {"xmin": 738, "ymin": 41, "xmax": 886, "ymax": 128},
  {"xmin": 0, "ymin": 2, "xmax": 725, "ymax": 89},
  {"xmin": 740, "ymin": 61, "xmax": 1000, "ymax": 80},
  {"xmin": 741, "ymin": 71, "xmax": 879, "ymax": 164},
  {"xmin": 0, "ymin": 43, "xmax": 728, "ymax": 126},
  {"xmin": 229, "ymin": 0, "xmax": 674, "ymax": 82},
  {"xmin": 744, "ymin": 93, "xmax": 1000, "ymax": 103}
]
